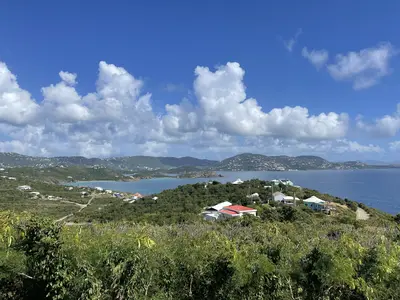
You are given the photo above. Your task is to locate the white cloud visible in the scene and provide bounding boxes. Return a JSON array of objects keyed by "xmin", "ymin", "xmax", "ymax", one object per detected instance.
[
  {"xmin": 0, "ymin": 59, "xmax": 366, "ymax": 158},
  {"xmin": 334, "ymin": 139, "xmax": 383, "ymax": 153},
  {"xmin": 164, "ymin": 62, "xmax": 348, "ymax": 139},
  {"xmin": 302, "ymin": 47, "xmax": 329, "ymax": 69},
  {"xmin": 59, "ymin": 71, "xmax": 77, "ymax": 86},
  {"xmin": 0, "ymin": 62, "xmax": 39, "ymax": 125},
  {"xmin": 283, "ymin": 28, "xmax": 302, "ymax": 52},
  {"xmin": 357, "ymin": 104, "xmax": 400, "ymax": 137},
  {"xmin": 327, "ymin": 43, "xmax": 396, "ymax": 90}
]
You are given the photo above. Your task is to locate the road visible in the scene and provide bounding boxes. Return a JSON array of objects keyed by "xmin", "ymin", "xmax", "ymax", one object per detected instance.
[
  {"xmin": 55, "ymin": 195, "xmax": 95, "ymax": 223},
  {"xmin": 356, "ymin": 207, "xmax": 370, "ymax": 220}
]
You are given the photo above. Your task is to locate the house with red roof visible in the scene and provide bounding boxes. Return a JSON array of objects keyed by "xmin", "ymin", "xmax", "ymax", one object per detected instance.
[
  {"xmin": 202, "ymin": 202, "xmax": 257, "ymax": 221},
  {"xmin": 219, "ymin": 205, "xmax": 257, "ymax": 218},
  {"xmin": 132, "ymin": 192, "xmax": 143, "ymax": 200}
]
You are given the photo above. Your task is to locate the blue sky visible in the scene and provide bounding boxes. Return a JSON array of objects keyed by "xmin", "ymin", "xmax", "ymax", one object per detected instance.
[{"xmin": 1, "ymin": 1, "xmax": 400, "ymax": 161}]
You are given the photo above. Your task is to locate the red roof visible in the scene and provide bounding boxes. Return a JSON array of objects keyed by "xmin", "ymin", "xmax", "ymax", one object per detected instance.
[
  {"xmin": 224, "ymin": 205, "xmax": 257, "ymax": 213},
  {"xmin": 219, "ymin": 209, "xmax": 240, "ymax": 215}
]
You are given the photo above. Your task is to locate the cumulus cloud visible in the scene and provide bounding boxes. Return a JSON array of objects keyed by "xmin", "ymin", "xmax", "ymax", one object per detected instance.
[
  {"xmin": 327, "ymin": 43, "xmax": 396, "ymax": 90},
  {"xmin": 59, "ymin": 71, "xmax": 77, "ymax": 86},
  {"xmin": 302, "ymin": 47, "xmax": 329, "ymax": 69},
  {"xmin": 0, "ymin": 62, "xmax": 39, "ymax": 125},
  {"xmin": 0, "ymin": 59, "xmax": 359, "ymax": 158},
  {"xmin": 357, "ymin": 104, "xmax": 400, "ymax": 137},
  {"xmin": 283, "ymin": 28, "xmax": 302, "ymax": 52},
  {"xmin": 163, "ymin": 62, "xmax": 348, "ymax": 139}
]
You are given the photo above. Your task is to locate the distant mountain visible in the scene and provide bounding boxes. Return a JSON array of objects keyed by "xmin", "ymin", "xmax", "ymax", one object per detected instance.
[
  {"xmin": 215, "ymin": 153, "xmax": 367, "ymax": 171},
  {"xmin": 0, "ymin": 152, "xmax": 373, "ymax": 172},
  {"xmin": 0, "ymin": 152, "xmax": 218, "ymax": 171}
]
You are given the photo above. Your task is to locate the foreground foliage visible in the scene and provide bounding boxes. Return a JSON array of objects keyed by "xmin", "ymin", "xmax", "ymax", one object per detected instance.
[{"xmin": 1, "ymin": 210, "xmax": 400, "ymax": 299}]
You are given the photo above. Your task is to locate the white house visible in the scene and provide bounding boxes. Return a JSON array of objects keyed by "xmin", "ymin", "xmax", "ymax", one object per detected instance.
[
  {"xmin": 203, "ymin": 213, "xmax": 220, "ymax": 221},
  {"xmin": 232, "ymin": 179, "xmax": 244, "ymax": 185},
  {"xmin": 273, "ymin": 192, "xmax": 286, "ymax": 201},
  {"xmin": 17, "ymin": 185, "xmax": 32, "ymax": 191},
  {"xmin": 220, "ymin": 205, "xmax": 257, "ymax": 218},
  {"xmin": 303, "ymin": 196, "xmax": 326, "ymax": 211},
  {"xmin": 0, "ymin": 168, "xmax": 5, "ymax": 171},
  {"xmin": 279, "ymin": 179, "xmax": 294, "ymax": 186},
  {"xmin": 94, "ymin": 187, "xmax": 104, "ymax": 192},
  {"xmin": 152, "ymin": 196, "xmax": 158, "ymax": 200},
  {"xmin": 8, "ymin": 177, "xmax": 16, "ymax": 180},
  {"xmin": 271, "ymin": 179, "xmax": 280, "ymax": 185},
  {"xmin": 67, "ymin": 176, "xmax": 73, "ymax": 179},
  {"xmin": 105, "ymin": 189, "xmax": 113, "ymax": 194},
  {"xmin": 67, "ymin": 187, "xmax": 74, "ymax": 191},
  {"xmin": 204, "ymin": 201, "xmax": 232, "ymax": 212}
]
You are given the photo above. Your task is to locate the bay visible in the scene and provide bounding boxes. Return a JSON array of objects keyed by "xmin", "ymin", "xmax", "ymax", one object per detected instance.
[{"xmin": 71, "ymin": 169, "xmax": 400, "ymax": 214}]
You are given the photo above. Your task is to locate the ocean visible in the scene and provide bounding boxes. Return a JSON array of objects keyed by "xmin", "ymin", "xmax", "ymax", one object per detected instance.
[{"xmin": 71, "ymin": 169, "xmax": 400, "ymax": 215}]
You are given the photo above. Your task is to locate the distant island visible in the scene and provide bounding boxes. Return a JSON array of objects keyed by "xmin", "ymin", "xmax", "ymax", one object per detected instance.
[{"xmin": 0, "ymin": 151, "xmax": 399, "ymax": 173}]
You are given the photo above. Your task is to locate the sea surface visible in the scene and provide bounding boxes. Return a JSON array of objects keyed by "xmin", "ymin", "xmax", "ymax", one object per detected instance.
[{"xmin": 71, "ymin": 169, "xmax": 400, "ymax": 214}]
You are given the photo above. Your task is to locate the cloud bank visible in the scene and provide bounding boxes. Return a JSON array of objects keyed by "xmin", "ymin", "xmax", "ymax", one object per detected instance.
[{"xmin": 0, "ymin": 60, "xmax": 382, "ymax": 158}]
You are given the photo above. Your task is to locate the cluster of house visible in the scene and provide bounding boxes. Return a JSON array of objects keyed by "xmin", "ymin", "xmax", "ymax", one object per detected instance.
[
  {"xmin": 273, "ymin": 191, "xmax": 332, "ymax": 212},
  {"xmin": 1, "ymin": 176, "xmax": 16, "ymax": 180},
  {"xmin": 202, "ymin": 201, "xmax": 257, "ymax": 221}
]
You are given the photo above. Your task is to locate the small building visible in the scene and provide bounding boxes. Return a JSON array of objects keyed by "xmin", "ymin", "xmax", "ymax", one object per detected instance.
[
  {"xmin": 203, "ymin": 213, "xmax": 220, "ymax": 221},
  {"xmin": 133, "ymin": 192, "xmax": 143, "ymax": 199},
  {"xmin": 67, "ymin": 187, "xmax": 74, "ymax": 191},
  {"xmin": 67, "ymin": 176, "xmax": 73, "ymax": 179},
  {"xmin": 224, "ymin": 205, "xmax": 257, "ymax": 216},
  {"xmin": 29, "ymin": 191, "xmax": 40, "ymax": 196},
  {"xmin": 105, "ymin": 189, "xmax": 113, "ymax": 194},
  {"xmin": 8, "ymin": 177, "xmax": 16, "ymax": 180},
  {"xmin": 17, "ymin": 185, "xmax": 32, "ymax": 191},
  {"xmin": 271, "ymin": 179, "xmax": 280, "ymax": 185},
  {"xmin": 273, "ymin": 192, "xmax": 286, "ymax": 201},
  {"xmin": 303, "ymin": 196, "xmax": 326, "ymax": 211},
  {"xmin": 94, "ymin": 187, "xmax": 104, "ymax": 192},
  {"xmin": 204, "ymin": 201, "xmax": 233, "ymax": 212},
  {"xmin": 232, "ymin": 179, "xmax": 244, "ymax": 185},
  {"xmin": 0, "ymin": 168, "xmax": 5, "ymax": 171},
  {"xmin": 152, "ymin": 196, "xmax": 158, "ymax": 201},
  {"xmin": 279, "ymin": 179, "xmax": 293, "ymax": 186},
  {"xmin": 219, "ymin": 209, "xmax": 241, "ymax": 218},
  {"xmin": 81, "ymin": 191, "xmax": 89, "ymax": 197},
  {"xmin": 282, "ymin": 195, "xmax": 300, "ymax": 205}
]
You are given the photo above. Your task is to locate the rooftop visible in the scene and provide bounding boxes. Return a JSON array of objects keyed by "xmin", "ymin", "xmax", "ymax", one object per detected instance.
[
  {"xmin": 219, "ymin": 209, "xmax": 240, "ymax": 216},
  {"xmin": 225, "ymin": 205, "xmax": 257, "ymax": 212}
]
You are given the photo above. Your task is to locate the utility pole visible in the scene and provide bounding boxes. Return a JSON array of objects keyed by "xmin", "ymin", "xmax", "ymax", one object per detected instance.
[{"xmin": 293, "ymin": 191, "xmax": 296, "ymax": 206}]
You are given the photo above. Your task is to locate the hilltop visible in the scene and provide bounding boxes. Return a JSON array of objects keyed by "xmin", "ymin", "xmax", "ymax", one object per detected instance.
[
  {"xmin": 215, "ymin": 153, "xmax": 367, "ymax": 171},
  {"xmin": 1, "ymin": 175, "xmax": 400, "ymax": 299},
  {"xmin": 0, "ymin": 151, "xmax": 374, "ymax": 171}
]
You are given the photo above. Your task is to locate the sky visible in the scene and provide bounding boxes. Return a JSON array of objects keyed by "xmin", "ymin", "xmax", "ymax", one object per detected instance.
[{"xmin": 1, "ymin": 1, "xmax": 400, "ymax": 161}]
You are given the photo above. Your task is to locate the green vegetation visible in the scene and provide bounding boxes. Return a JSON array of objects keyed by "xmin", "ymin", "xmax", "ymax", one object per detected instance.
[
  {"xmin": 3, "ymin": 166, "xmax": 127, "ymax": 183},
  {"xmin": 1, "ymin": 173, "xmax": 400, "ymax": 299}
]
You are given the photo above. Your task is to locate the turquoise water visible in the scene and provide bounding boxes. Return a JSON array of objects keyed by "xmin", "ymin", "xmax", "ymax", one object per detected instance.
[{"xmin": 71, "ymin": 169, "xmax": 400, "ymax": 214}]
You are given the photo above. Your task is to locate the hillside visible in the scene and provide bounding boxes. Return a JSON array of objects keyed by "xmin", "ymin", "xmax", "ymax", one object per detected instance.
[
  {"xmin": 0, "ymin": 151, "xmax": 378, "ymax": 172},
  {"xmin": 215, "ymin": 153, "xmax": 367, "ymax": 171},
  {"xmin": 1, "ymin": 176, "xmax": 399, "ymax": 299},
  {"xmin": 0, "ymin": 152, "xmax": 218, "ymax": 171}
]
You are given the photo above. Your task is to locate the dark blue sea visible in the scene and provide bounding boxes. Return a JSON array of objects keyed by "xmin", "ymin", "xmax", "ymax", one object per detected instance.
[{"xmin": 72, "ymin": 169, "xmax": 400, "ymax": 214}]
